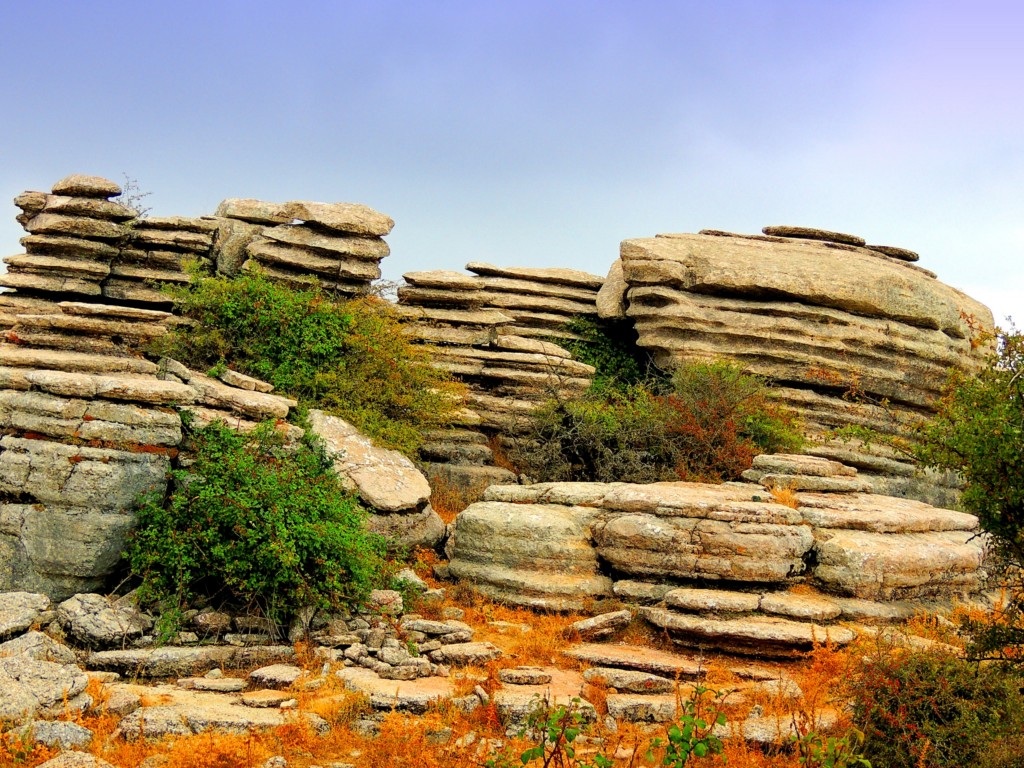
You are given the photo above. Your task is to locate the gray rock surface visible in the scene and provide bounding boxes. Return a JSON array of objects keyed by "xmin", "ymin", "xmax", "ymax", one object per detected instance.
[
  {"xmin": 57, "ymin": 593, "xmax": 148, "ymax": 648},
  {"xmin": 0, "ymin": 655, "xmax": 89, "ymax": 721},
  {"xmin": 0, "ymin": 591, "xmax": 50, "ymax": 639}
]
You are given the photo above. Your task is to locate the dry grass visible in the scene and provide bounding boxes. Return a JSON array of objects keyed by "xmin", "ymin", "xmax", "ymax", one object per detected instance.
[
  {"xmin": 429, "ymin": 476, "xmax": 488, "ymax": 524},
  {"xmin": 769, "ymin": 486, "xmax": 800, "ymax": 509}
]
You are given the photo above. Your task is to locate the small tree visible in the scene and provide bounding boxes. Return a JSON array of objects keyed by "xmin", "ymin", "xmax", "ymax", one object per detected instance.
[{"xmin": 915, "ymin": 328, "xmax": 1024, "ymax": 658}]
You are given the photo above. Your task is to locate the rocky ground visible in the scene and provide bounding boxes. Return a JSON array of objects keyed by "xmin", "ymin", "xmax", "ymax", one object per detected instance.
[{"xmin": 0, "ymin": 556, "xmax": 969, "ymax": 768}]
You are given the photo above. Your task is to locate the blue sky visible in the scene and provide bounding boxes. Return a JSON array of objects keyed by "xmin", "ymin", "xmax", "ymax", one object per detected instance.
[{"xmin": 2, "ymin": 1, "xmax": 1022, "ymax": 323}]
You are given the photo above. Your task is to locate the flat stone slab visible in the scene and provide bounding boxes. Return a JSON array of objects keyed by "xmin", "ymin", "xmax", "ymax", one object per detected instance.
[
  {"xmin": 564, "ymin": 643, "xmax": 779, "ymax": 681},
  {"xmin": 334, "ymin": 666, "xmax": 454, "ymax": 714},
  {"xmin": 499, "ymin": 667, "xmax": 553, "ymax": 686},
  {"xmin": 761, "ymin": 225, "xmax": 866, "ymax": 246},
  {"xmin": 606, "ymin": 693, "xmax": 677, "ymax": 722},
  {"xmin": 494, "ymin": 668, "xmax": 594, "ymax": 725},
  {"xmin": 87, "ymin": 645, "xmax": 294, "ymax": 677},
  {"xmin": 249, "ymin": 663, "xmax": 303, "ymax": 689},
  {"xmin": 665, "ymin": 588, "xmax": 761, "ymax": 614},
  {"xmin": 583, "ymin": 667, "xmax": 674, "ymax": 694},
  {"xmin": 568, "ymin": 610, "xmax": 632, "ymax": 640},
  {"xmin": 242, "ymin": 689, "xmax": 294, "ymax": 708},
  {"xmin": 751, "ymin": 454, "xmax": 857, "ymax": 478},
  {"xmin": 428, "ymin": 641, "xmax": 502, "ymax": 666},
  {"xmin": 178, "ymin": 677, "xmax": 246, "ymax": 693},
  {"xmin": 643, "ymin": 608, "xmax": 856, "ymax": 658},
  {"xmin": 115, "ymin": 684, "xmax": 286, "ymax": 738},
  {"xmin": 0, "ymin": 592, "xmax": 50, "ymax": 640},
  {"xmin": 798, "ymin": 493, "xmax": 979, "ymax": 533}
]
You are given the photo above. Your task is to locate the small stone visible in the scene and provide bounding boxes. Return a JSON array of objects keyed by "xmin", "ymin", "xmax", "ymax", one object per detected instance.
[
  {"xmin": 761, "ymin": 225, "xmax": 866, "ymax": 247},
  {"xmin": 250, "ymin": 664, "xmax": 304, "ymax": 689},
  {"xmin": 583, "ymin": 668, "xmax": 674, "ymax": 694},
  {"xmin": 441, "ymin": 607, "xmax": 465, "ymax": 621},
  {"xmin": 474, "ymin": 684, "xmax": 490, "ymax": 704},
  {"xmin": 568, "ymin": 610, "xmax": 632, "ymax": 640},
  {"xmin": 205, "ymin": 668, "xmax": 225, "ymax": 679},
  {"xmin": 428, "ymin": 642, "xmax": 503, "ymax": 666},
  {"xmin": 242, "ymin": 689, "xmax": 294, "ymax": 708},
  {"xmin": 499, "ymin": 667, "xmax": 553, "ymax": 686},
  {"xmin": 17, "ymin": 720, "xmax": 93, "ymax": 750},
  {"xmin": 192, "ymin": 610, "xmax": 233, "ymax": 635},
  {"xmin": 395, "ymin": 568, "xmax": 428, "ymax": 592}
]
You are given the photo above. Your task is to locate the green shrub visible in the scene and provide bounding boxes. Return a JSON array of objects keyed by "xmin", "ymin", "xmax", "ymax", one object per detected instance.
[
  {"xmin": 150, "ymin": 270, "xmax": 464, "ymax": 454},
  {"xmin": 559, "ymin": 316, "xmax": 666, "ymax": 391},
  {"xmin": 512, "ymin": 360, "xmax": 803, "ymax": 483},
  {"xmin": 127, "ymin": 420, "xmax": 388, "ymax": 625},
  {"xmin": 851, "ymin": 645, "xmax": 1024, "ymax": 768},
  {"xmin": 913, "ymin": 328, "xmax": 1024, "ymax": 658}
]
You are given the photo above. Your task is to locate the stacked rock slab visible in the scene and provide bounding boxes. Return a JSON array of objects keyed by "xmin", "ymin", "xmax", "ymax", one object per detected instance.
[
  {"xmin": 5, "ymin": 175, "xmax": 215, "ymax": 312},
  {"xmin": 448, "ymin": 455, "xmax": 986, "ymax": 655},
  {"xmin": 106, "ymin": 216, "xmax": 217, "ymax": 306},
  {"xmin": 597, "ymin": 227, "xmax": 994, "ymax": 483},
  {"xmin": 467, "ymin": 262, "xmax": 603, "ymax": 341},
  {"xmin": 397, "ymin": 268, "xmax": 597, "ymax": 491},
  {"xmin": 0, "ymin": 295, "xmax": 300, "ymax": 599},
  {"xmin": 216, "ymin": 198, "xmax": 393, "ymax": 295}
]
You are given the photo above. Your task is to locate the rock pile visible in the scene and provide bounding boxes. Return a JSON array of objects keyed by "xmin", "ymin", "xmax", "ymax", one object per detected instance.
[
  {"xmin": 447, "ymin": 455, "xmax": 987, "ymax": 655},
  {"xmin": 5, "ymin": 175, "xmax": 216, "ymax": 311},
  {"xmin": 216, "ymin": 198, "xmax": 393, "ymax": 295},
  {"xmin": 597, "ymin": 227, "xmax": 993, "ymax": 484}
]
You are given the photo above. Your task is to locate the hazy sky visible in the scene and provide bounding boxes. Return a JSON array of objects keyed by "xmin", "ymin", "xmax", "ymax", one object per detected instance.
[{"xmin": 2, "ymin": 1, "xmax": 1021, "ymax": 323}]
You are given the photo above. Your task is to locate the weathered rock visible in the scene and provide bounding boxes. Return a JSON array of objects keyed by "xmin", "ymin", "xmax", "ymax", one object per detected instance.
[
  {"xmin": 664, "ymin": 588, "xmax": 761, "ymax": 614},
  {"xmin": 596, "ymin": 259, "xmax": 628, "ymax": 319},
  {"xmin": 427, "ymin": 641, "xmax": 502, "ymax": 666},
  {"xmin": 583, "ymin": 667, "xmax": 674, "ymax": 694},
  {"xmin": 56, "ymin": 594, "xmax": 148, "ymax": 648},
  {"xmin": 500, "ymin": 666, "xmax": 553, "ymax": 685},
  {"xmin": 759, "ymin": 592, "xmax": 842, "ymax": 622},
  {"xmin": 51, "ymin": 175, "xmax": 123, "ymax": 199},
  {"xmin": 334, "ymin": 666, "xmax": 455, "ymax": 713},
  {"xmin": 797, "ymin": 493, "xmax": 978, "ymax": 533},
  {"xmin": 752, "ymin": 454, "xmax": 856, "ymax": 478},
  {"xmin": 813, "ymin": 529, "xmax": 985, "ymax": 599},
  {"xmin": 215, "ymin": 199, "xmax": 291, "ymax": 225},
  {"xmin": 867, "ymin": 244, "xmax": 919, "ymax": 262},
  {"xmin": 36, "ymin": 753, "xmax": 117, "ymax": 768},
  {"xmin": 0, "ymin": 437, "xmax": 169, "ymax": 508},
  {"xmin": 43, "ymin": 195, "xmax": 136, "ymax": 222},
  {"xmin": 0, "ymin": 591, "xmax": 50, "ymax": 639},
  {"xmin": 565, "ymin": 643, "xmax": 777, "ymax": 681},
  {"xmin": 25, "ymin": 213, "xmax": 126, "ymax": 242},
  {"xmin": 612, "ymin": 581, "xmax": 673, "ymax": 604},
  {"xmin": 760, "ymin": 225, "xmax": 866, "ymax": 246},
  {"xmin": 308, "ymin": 410, "xmax": 430, "ymax": 513},
  {"xmin": 16, "ymin": 720, "xmax": 93, "ymax": 750},
  {"xmin": 466, "ymin": 262, "xmax": 604, "ymax": 289},
  {"xmin": 242, "ymin": 689, "xmax": 294, "ymax": 708},
  {"xmin": 447, "ymin": 501, "xmax": 612, "ymax": 611},
  {"xmin": 567, "ymin": 610, "xmax": 632, "ymax": 640},
  {"xmin": 116, "ymin": 684, "xmax": 287, "ymax": 738},
  {"xmin": 86, "ymin": 645, "xmax": 293, "ymax": 677},
  {"xmin": 0, "ymin": 631, "xmax": 78, "ymax": 664},
  {"xmin": 0, "ymin": 655, "xmax": 89, "ymax": 721},
  {"xmin": 280, "ymin": 201, "xmax": 394, "ymax": 236},
  {"xmin": 249, "ymin": 664, "xmax": 303, "ymax": 689},
  {"xmin": 643, "ymin": 607, "xmax": 856, "ymax": 657},
  {"xmin": 263, "ymin": 224, "xmax": 389, "ymax": 260},
  {"xmin": 606, "ymin": 693, "xmax": 677, "ymax": 723}
]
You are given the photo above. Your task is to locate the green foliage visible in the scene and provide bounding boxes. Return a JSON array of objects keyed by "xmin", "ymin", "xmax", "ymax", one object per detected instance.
[
  {"xmin": 150, "ymin": 270, "xmax": 463, "ymax": 453},
  {"xmin": 648, "ymin": 685, "xmax": 727, "ymax": 765},
  {"xmin": 513, "ymin": 360, "xmax": 803, "ymax": 483},
  {"xmin": 850, "ymin": 645, "xmax": 1024, "ymax": 768},
  {"xmin": 793, "ymin": 729, "xmax": 872, "ymax": 768},
  {"xmin": 913, "ymin": 328, "xmax": 1024, "ymax": 658},
  {"xmin": 127, "ymin": 420, "xmax": 388, "ymax": 625},
  {"xmin": 560, "ymin": 316, "xmax": 666, "ymax": 391},
  {"xmin": 485, "ymin": 697, "xmax": 611, "ymax": 768}
]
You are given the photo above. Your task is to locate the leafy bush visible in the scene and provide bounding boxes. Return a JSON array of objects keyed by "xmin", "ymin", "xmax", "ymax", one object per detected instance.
[
  {"xmin": 127, "ymin": 420, "xmax": 388, "ymax": 624},
  {"xmin": 512, "ymin": 360, "xmax": 803, "ymax": 483},
  {"xmin": 150, "ymin": 270, "xmax": 464, "ymax": 453},
  {"xmin": 913, "ymin": 328, "xmax": 1024, "ymax": 658},
  {"xmin": 560, "ymin": 316, "xmax": 666, "ymax": 391},
  {"xmin": 850, "ymin": 645, "xmax": 1024, "ymax": 768}
]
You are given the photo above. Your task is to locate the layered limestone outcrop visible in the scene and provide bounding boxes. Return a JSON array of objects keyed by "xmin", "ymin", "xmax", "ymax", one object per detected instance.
[
  {"xmin": 396, "ymin": 265, "xmax": 601, "ymax": 491},
  {"xmin": 0, "ymin": 175, "xmax": 436, "ymax": 597},
  {"xmin": 447, "ymin": 454, "xmax": 987, "ymax": 656},
  {"xmin": 597, "ymin": 227, "xmax": 994, "ymax": 483}
]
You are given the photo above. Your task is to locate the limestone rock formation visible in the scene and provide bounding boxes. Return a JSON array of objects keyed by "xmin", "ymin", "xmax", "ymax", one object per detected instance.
[
  {"xmin": 448, "ymin": 455, "xmax": 987, "ymax": 655},
  {"xmin": 217, "ymin": 197, "xmax": 393, "ymax": 296},
  {"xmin": 601, "ymin": 229, "xmax": 993, "ymax": 482},
  {"xmin": 308, "ymin": 410, "xmax": 444, "ymax": 550}
]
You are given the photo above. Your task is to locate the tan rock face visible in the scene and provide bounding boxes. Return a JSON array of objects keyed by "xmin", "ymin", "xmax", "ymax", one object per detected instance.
[
  {"xmin": 50, "ymin": 175, "xmax": 122, "ymax": 199},
  {"xmin": 307, "ymin": 410, "xmax": 430, "ymax": 513}
]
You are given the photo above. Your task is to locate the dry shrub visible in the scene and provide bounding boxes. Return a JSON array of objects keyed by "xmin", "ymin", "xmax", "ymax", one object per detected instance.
[
  {"xmin": 163, "ymin": 731, "xmax": 271, "ymax": 768},
  {"xmin": 429, "ymin": 476, "xmax": 485, "ymax": 524},
  {"xmin": 769, "ymin": 486, "xmax": 800, "ymax": 509},
  {"xmin": 487, "ymin": 435, "xmax": 520, "ymax": 474}
]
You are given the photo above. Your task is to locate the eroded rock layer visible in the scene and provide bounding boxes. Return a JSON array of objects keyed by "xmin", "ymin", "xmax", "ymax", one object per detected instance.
[
  {"xmin": 599, "ymin": 230, "xmax": 993, "ymax": 479},
  {"xmin": 448, "ymin": 455, "xmax": 987, "ymax": 654}
]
